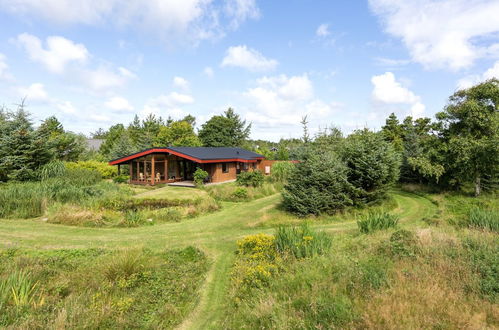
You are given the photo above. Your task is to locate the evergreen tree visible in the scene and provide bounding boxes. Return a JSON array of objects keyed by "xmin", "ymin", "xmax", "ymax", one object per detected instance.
[{"xmin": 0, "ymin": 106, "xmax": 53, "ymax": 181}]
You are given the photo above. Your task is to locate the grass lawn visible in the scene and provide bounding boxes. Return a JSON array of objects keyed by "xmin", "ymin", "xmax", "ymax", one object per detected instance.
[
  {"xmin": 1, "ymin": 187, "xmax": 497, "ymax": 329},
  {"xmin": 133, "ymin": 185, "xmax": 209, "ymax": 201}
]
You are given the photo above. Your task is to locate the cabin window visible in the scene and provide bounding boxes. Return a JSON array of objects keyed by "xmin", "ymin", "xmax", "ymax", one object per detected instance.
[{"xmin": 222, "ymin": 163, "xmax": 229, "ymax": 173}]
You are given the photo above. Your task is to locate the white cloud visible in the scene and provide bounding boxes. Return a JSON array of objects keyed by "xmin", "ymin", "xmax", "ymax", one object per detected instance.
[
  {"xmin": 15, "ymin": 33, "xmax": 136, "ymax": 93},
  {"xmin": 1, "ymin": 0, "xmax": 260, "ymax": 44},
  {"xmin": 224, "ymin": 0, "xmax": 260, "ymax": 29},
  {"xmin": 374, "ymin": 57, "xmax": 411, "ymax": 67},
  {"xmin": 221, "ymin": 45, "xmax": 278, "ymax": 72},
  {"xmin": 316, "ymin": 23, "xmax": 330, "ymax": 37},
  {"xmin": 104, "ymin": 96, "xmax": 134, "ymax": 112},
  {"xmin": 243, "ymin": 74, "xmax": 338, "ymax": 131},
  {"xmin": 17, "ymin": 83, "xmax": 50, "ymax": 102},
  {"xmin": 173, "ymin": 76, "xmax": 189, "ymax": 90},
  {"xmin": 56, "ymin": 101, "xmax": 77, "ymax": 114},
  {"xmin": 16, "ymin": 33, "xmax": 88, "ymax": 74},
  {"xmin": 203, "ymin": 66, "xmax": 214, "ymax": 77},
  {"xmin": 457, "ymin": 61, "xmax": 499, "ymax": 89},
  {"xmin": 369, "ymin": 0, "xmax": 499, "ymax": 70},
  {"xmin": 141, "ymin": 92, "xmax": 194, "ymax": 118},
  {"xmin": 0, "ymin": 53, "xmax": 11, "ymax": 80},
  {"xmin": 371, "ymin": 72, "xmax": 425, "ymax": 118},
  {"xmin": 79, "ymin": 66, "xmax": 134, "ymax": 92}
]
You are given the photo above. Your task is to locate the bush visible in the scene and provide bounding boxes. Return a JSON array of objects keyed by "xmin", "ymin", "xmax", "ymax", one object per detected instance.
[
  {"xmin": 237, "ymin": 234, "xmax": 277, "ymax": 261},
  {"xmin": 282, "ymin": 151, "xmax": 354, "ymax": 216},
  {"xmin": 38, "ymin": 161, "xmax": 66, "ymax": 180},
  {"xmin": 275, "ymin": 224, "xmax": 332, "ymax": 258},
  {"xmin": 463, "ymin": 208, "xmax": 498, "ymax": 232},
  {"xmin": 193, "ymin": 167, "xmax": 209, "ymax": 186},
  {"xmin": 121, "ymin": 210, "xmax": 145, "ymax": 227},
  {"xmin": 233, "ymin": 234, "xmax": 279, "ymax": 289},
  {"xmin": 232, "ymin": 187, "xmax": 248, "ymax": 200},
  {"xmin": 339, "ymin": 129, "xmax": 400, "ymax": 204},
  {"xmin": 270, "ymin": 161, "xmax": 295, "ymax": 183},
  {"xmin": 236, "ymin": 170, "xmax": 264, "ymax": 187},
  {"xmin": 113, "ymin": 175, "xmax": 130, "ymax": 184},
  {"xmin": 65, "ymin": 160, "xmax": 117, "ymax": 179},
  {"xmin": 357, "ymin": 211, "xmax": 399, "ymax": 233}
]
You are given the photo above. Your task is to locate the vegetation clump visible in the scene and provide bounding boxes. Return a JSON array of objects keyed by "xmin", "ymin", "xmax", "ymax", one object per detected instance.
[
  {"xmin": 463, "ymin": 208, "xmax": 498, "ymax": 232},
  {"xmin": 0, "ymin": 247, "xmax": 208, "ymax": 328},
  {"xmin": 269, "ymin": 161, "xmax": 295, "ymax": 183},
  {"xmin": 275, "ymin": 224, "xmax": 332, "ymax": 258},
  {"xmin": 193, "ymin": 167, "xmax": 209, "ymax": 186},
  {"xmin": 236, "ymin": 170, "xmax": 264, "ymax": 187},
  {"xmin": 282, "ymin": 151, "xmax": 354, "ymax": 215},
  {"xmin": 357, "ymin": 211, "xmax": 399, "ymax": 233}
]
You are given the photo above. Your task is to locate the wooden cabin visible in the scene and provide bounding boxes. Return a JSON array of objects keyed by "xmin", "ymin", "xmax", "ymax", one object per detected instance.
[{"xmin": 108, "ymin": 147, "xmax": 266, "ymax": 185}]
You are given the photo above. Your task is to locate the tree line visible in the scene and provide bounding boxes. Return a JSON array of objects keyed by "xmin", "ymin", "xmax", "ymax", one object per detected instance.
[{"xmin": 0, "ymin": 79, "xmax": 497, "ymax": 200}]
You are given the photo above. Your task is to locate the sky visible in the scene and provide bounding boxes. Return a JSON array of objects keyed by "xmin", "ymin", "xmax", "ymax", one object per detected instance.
[{"xmin": 0, "ymin": 0, "xmax": 498, "ymax": 141}]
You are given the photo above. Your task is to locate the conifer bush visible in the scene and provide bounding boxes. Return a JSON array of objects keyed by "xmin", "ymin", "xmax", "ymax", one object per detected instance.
[{"xmin": 282, "ymin": 151, "xmax": 353, "ymax": 216}]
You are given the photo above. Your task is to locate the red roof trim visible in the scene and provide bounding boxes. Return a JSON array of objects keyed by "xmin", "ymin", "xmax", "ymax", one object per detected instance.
[{"xmin": 109, "ymin": 148, "xmax": 263, "ymax": 165}]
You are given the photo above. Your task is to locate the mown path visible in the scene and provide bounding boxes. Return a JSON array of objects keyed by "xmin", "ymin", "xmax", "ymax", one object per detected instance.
[{"xmin": 0, "ymin": 190, "xmax": 438, "ymax": 329}]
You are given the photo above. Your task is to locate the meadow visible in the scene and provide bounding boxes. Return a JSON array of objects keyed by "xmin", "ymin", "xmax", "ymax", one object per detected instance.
[{"xmin": 0, "ymin": 178, "xmax": 497, "ymax": 329}]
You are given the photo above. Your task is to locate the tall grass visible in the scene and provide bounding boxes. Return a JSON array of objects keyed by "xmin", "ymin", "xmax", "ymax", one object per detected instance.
[
  {"xmin": 463, "ymin": 208, "xmax": 498, "ymax": 232},
  {"xmin": 357, "ymin": 211, "xmax": 399, "ymax": 233},
  {"xmin": 0, "ymin": 170, "xmax": 125, "ymax": 219},
  {"xmin": 0, "ymin": 270, "xmax": 39, "ymax": 311},
  {"xmin": 0, "ymin": 247, "xmax": 208, "ymax": 328},
  {"xmin": 275, "ymin": 224, "xmax": 332, "ymax": 258}
]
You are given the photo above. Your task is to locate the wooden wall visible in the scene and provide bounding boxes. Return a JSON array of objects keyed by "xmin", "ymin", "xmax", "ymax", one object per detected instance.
[{"xmin": 210, "ymin": 162, "xmax": 237, "ymax": 183}]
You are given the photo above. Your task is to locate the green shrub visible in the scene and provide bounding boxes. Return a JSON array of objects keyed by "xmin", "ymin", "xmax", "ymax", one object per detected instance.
[
  {"xmin": 339, "ymin": 129, "xmax": 400, "ymax": 204},
  {"xmin": 232, "ymin": 187, "xmax": 248, "ymax": 200},
  {"xmin": 38, "ymin": 161, "xmax": 66, "ymax": 180},
  {"xmin": 236, "ymin": 170, "xmax": 264, "ymax": 187},
  {"xmin": 357, "ymin": 211, "xmax": 399, "ymax": 233},
  {"xmin": 113, "ymin": 175, "xmax": 130, "ymax": 184},
  {"xmin": 275, "ymin": 224, "xmax": 332, "ymax": 258},
  {"xmin": 463, "ymin": 208, "xmax": 498, "ymax": 232},
  {"xmin": 282, "ymin": 152, "xmax": 354, "ymax": 216},
  {"xmin": 193, "ymin": 167, "xmax": 209, "ymax": 186},
  {"xmin": 270, "ymin": 161, "xmax": 295, "ymax": 183},
  {"xmin": 121, "ymin": 211, "xmax": 145, "ymax": 227},
  {"xmin": 65, "ymin": 160, "xmax": 117, "ymax": 179}
]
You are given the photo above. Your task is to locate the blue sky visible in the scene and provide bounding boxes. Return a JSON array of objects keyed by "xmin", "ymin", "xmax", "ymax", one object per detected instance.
[{"xmin": 0, "ymin": 0, "xmax": 498, "ymax": 141}]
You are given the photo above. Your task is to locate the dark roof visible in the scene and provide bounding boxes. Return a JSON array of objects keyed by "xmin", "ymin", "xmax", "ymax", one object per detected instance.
[
  {"xmin": 168, "ymin": 147, "xmax": 263, "ymax": 161},
  {"xmin": 109, "ymin": 147, "xmax": 264, "ymax": 165}
]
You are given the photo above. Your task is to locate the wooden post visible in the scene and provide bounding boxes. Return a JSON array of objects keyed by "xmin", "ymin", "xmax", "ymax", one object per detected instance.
[
  {"xmin": 118, "ymin": 164, "xmax": 121, "ymax": 176},
  {"xmin": 165, "ymin": 156, "xmax": 169, "ymax": 182},
  {"xmin": 151, "ymin": 155, "xmax": 155, "ymax": 185},
  {"xmin": 136, "ymin": 161, "xmax": 139, "ymax": 182},
  {"xmin": 129, "ymin": 161, "xmax": 132, "ymax": 182}
]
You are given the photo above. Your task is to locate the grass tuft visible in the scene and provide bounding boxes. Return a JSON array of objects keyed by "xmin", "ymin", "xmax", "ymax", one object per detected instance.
[
  {"xmin": 357, "ymin": 211, "xmax": 399, "ymax": 233},
  {"xmin": 275, "ymin": 224, "xmax": 332, "ymax": 258},
  {"xmin": 463, "ymin": 208, "xmax": 498, "ymax": 232}
]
